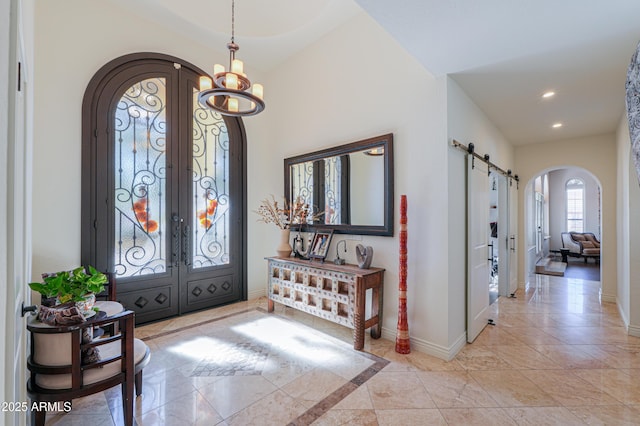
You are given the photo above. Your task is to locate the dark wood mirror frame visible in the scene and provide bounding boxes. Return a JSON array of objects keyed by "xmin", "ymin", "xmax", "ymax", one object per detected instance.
[{"xmin": 284, "ymin": 133, "xmax": 394, "ymax": 236}]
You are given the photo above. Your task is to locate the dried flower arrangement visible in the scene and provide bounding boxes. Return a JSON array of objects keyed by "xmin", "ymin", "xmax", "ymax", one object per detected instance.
[{"xmin": 255, "ymin": 195, "xmax": 322, "ymax": 229}]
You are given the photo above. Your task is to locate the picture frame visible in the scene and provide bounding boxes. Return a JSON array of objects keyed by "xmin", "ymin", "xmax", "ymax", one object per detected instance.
[{"xmin": 308, "ymin": 230, "xmax": 334, "ymax": 261}]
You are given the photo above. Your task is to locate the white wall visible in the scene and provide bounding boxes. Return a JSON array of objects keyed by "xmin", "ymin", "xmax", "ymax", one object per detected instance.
[
  {"xmin": 515, "ymin": 134, "xmax": 617, "ymax": 301},
  {"xmin": 255, "ymin": 12, "xmax": 465, "ymax": 357},
  {"xmin": 547, "ymin": 168, "xmax": 601, "ymax": 251},
  {"xmin": 446, "ymin": 77, "xmax": 515, "ymax": 351},
  {"xmin": 616, "ymin": 115, "xmax": 640, "ymax": 334}
]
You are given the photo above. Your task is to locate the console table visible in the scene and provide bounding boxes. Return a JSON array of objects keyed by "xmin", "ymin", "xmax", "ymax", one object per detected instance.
[{"xmin": 266, "ymin": 257, "xmax": 384, "ymax": 350}]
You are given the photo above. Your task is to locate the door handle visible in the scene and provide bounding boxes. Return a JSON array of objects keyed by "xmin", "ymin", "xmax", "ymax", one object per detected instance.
[
  {"xmin": 509, "ymin": 235, "xmax": 516, "ymax": 252},
  {"xmin": 171, "ymin": 214, "xmax": 182, "ymax": 267},
  {"xmin": 182, "ymin": 224, "xmax": 191, "ymax": 266},
  {"xmin": 21, "ymin": 302, "xmax": 37, "ymax": 317}
]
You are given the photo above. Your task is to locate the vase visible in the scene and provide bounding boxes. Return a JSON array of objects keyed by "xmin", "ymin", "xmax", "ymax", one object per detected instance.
[
  {"xmin": 75, "ymin": 293, "xmax": 96, "ymax": 315},
  {"xmin": 276, "ymin": 229, "xmax": 293, "ymax": 258}
]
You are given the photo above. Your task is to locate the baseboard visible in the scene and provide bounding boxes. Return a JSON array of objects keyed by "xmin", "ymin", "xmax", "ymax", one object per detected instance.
[
  {"xmin": 381, "ymin": 327, "xmax": 466, "ymax": 361},
  {"xmin": 615, "ymin": 300, "xmax": 640, "ymax": 338},
  {"xmin": 617, "ymin": 299, "xmax": 629, "ymax": 329},
  {"xmin": 600, "ymin": 293, "xmax": 616, "ymax": 303},
  {"xmin": 628, "ymin": 324, "xmax": 640, "ymax": 338},
  {"xmin": 248, "ymin": 287, "xmax": 267, "ymax": 301}
]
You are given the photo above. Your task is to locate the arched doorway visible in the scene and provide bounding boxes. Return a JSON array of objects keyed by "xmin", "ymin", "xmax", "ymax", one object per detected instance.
[{"xmin": 523, "ymin": 166, "xmax": 602, "ymax": 289}]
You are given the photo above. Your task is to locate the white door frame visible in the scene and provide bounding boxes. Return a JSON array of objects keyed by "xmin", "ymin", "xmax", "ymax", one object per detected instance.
[
  {"xmin": 495, "ymin": 173, "xmax": 509, "ymax": 297},
  {"xmin": 507, "ymin": 177, "xmax": 518, "ymax": 295},
  {"xmin": 3, "ymin": 1, "xmax": 32, "ymax": 424}
]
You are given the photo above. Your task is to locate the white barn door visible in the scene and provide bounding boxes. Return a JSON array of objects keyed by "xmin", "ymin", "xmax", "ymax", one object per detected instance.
[
  {"xmin": 467, "ymin": 158, "xmax": 490, "ymax": 342},
  {"xmin": 508, "ymin": 179, "xmax": 518, "ymax": 295}
]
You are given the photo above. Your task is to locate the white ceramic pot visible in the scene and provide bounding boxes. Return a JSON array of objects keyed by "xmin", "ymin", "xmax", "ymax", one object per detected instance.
[{"xmin": 276, "ymin": 229, "xmax": 293, "ymax": 258}]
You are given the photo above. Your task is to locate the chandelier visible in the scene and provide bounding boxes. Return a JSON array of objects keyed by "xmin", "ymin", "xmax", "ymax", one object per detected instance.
[{"xmin": 198, "ymin": 0, "xmax": 265, "ymax": 117}]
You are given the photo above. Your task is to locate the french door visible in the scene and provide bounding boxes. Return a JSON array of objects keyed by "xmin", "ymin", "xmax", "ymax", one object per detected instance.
[{"xmin": 82, "ymin": 54, "xmax": 246, "ymax": 324}]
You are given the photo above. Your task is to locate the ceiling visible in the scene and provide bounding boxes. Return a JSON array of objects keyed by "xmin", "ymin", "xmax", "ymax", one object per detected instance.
[
  {"xmin": 116, "ymin": 0, "xmax": 640, "ymax": 146},
  {"xmin": 356, "ymin": 0, "xmax": 640, "ymax": 145}
]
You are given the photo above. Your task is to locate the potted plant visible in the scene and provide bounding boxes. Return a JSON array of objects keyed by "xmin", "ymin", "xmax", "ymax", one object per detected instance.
[{"xmin": 29, "ymin": 266, "xmax": 108, "ymax": 312}]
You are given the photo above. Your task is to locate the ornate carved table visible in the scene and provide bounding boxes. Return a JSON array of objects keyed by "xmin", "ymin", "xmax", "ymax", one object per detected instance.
[{"xmin": 266, "ymin": 257, "xmax": 384, "ymax": 350}]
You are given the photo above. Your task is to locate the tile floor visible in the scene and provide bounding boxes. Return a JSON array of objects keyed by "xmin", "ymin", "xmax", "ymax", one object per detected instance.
[{"xmin": 45, "ymin": 273, "xmax": 640, "ymax": 425}]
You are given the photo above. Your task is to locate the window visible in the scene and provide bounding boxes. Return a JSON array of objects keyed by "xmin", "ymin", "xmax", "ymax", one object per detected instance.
[{"xmin": 566, "ymin": 178, "xmax": 584, "ymax": 232}]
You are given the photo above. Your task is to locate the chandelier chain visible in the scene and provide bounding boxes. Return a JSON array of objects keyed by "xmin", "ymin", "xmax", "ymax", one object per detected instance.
[{"xmin": 231, "ymin": 0, "xmax": 235, "ymax": 44}]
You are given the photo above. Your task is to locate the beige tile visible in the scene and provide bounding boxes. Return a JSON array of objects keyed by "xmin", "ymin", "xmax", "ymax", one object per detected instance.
[
  {"xmin": 502, "ymin": 406, "xmax": 585, "ymax": 425},
  {"xmin": 520, "ymin": 370, "xmax": 620, "ymax": 406},
  {"xmin": 403, "ymin": 350, "xmax": 464, "ymax": 371},
  {"xmin": 501, "ymin": 327, "xmax": 564, "ymax": 345},
  {"xmin": 134, "ymin": 368, "xmax": 199, "ymax": 415},
  {"xmin": 312, "ymin": 409, "xmax": 378, "ymax": 426},
  {"xmin": 532, "ymin": 344, "xmax": 610, "ymax": 369},
  {"xmin": 469, "ymin": 370, "xmax": 558, "ymax": 407},
  {"xmin": 44, "ymin": 414, "xmax": 116, "ymax": 426},
  {"xmin": 439, "ymin": 408, "xmax": 517, "ymax": 425},
  {"xmin": 259, "ymin": 352, "xmax": 316, "ymax": 388},
  {"xmin": 572, "ymin": 369, "xmax": 640, "ymax": 405},
  {"xmin": 379, "ymin": 360, "xmax": 419, "ymax": 373},
  {"xmin": 539, "ymin": 327, "xmax": 599, "ymax": 345},
  {"xmin": 417, "ymin": 370, "xmax": 497, "ymax": 408},
  {"xmin": 60, "ymin": 392, "xmax": 111, "ymax": 416},
  {"xmin": 366, "ymin": 371, "xmax": 435, "ymax": 409},
  {"xmin": 321, "ymin": 351, "xmax": 376, "ymax": 381},
  {"xmin": 332, "ymin": 385, "xmax": 374, "ymax": 410},
  {"xmin": 198, "ymin": 375, "xmax": 278, "ymax": 418},
  {"xmin": 135, "ymin": 390, "xmax": 222, "ymax": 426},
  {"xmin": 281, "ymin": 368, "xmax": 347, "ymax": 406},
  {"xmin": 567, "ymin": 405, "xmax": 640, "ymax": 425},
  {"xmin": 455, "ymin": 345, "xmax": 514, "ymax": 370},
  {"xmin": 579, "ymin": 344, "xmax": 640, "ymax": 369},
  {"xmin": 472, "ymin": 326, "xmax": 525, "ymax": 346},
  {"xmin": 46, "ymin": 273, "xmax": 639, "ymax": 426},
  {"xmin": 375, "ymin": 408, "xmax": 447, "ymax": 425},
  {"xmin": 491, "ymin": 344, "xmax": 562, "ymax": 369},
  {"xmin": 226, "ymin": 390, "xmax": 307, "ymax": 426}
]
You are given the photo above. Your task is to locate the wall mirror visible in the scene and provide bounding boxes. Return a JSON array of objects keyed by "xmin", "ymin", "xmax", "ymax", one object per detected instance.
[{"xmin": 284, "ymin": 133, "xmax": 394, "ymax": 236}]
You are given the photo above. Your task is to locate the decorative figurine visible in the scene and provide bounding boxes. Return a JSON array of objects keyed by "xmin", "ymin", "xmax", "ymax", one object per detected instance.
[
  {"xmin": 293, "ymin": 232, "xmax": 311, "ymax": 259},
  {"xmin": 333, "ymin": 240, "xmax": 347, "ymax": 265},
  {"xmin": 355, "ymin": 244, "xmax": 373, "ymax": 269}
]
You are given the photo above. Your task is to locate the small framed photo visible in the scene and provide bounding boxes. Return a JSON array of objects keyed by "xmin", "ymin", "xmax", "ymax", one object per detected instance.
[{"xmin": 309, "ymin": 230, "xmax": 333, "ymax": 261}]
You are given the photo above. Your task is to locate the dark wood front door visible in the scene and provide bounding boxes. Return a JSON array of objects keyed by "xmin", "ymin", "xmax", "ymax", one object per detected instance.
[{"xmin": 83, "ymin": 54, "xmax": 246, "ymax": 324}]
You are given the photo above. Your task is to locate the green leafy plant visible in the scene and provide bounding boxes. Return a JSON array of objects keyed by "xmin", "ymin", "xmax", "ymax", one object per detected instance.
[{"xmin": 29, "ymin": 266, "xmax": 107, "ymax": 303}]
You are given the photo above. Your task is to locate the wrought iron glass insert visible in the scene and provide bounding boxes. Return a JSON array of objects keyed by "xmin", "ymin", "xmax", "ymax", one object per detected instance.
[
  {"xmin": 192, "ymin": 88, "xmax": 230, "ymax": 268},
  {"xmin": 290, "ymin": 161, "xmax": 314, "ymax": 211},
  {"xmin": 114, "ymin": 78, "xmax": 167, "ymax": 278},
  {"xmin": 289, "ymin": 158, "xmax": 346, "ymax": 225},
  {"xmin": 323, "ymin": 157, "xmax": 343, "ymax": 224}
]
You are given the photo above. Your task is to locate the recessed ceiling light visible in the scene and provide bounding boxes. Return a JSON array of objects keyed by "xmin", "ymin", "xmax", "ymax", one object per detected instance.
[
  {"xmin": 542, "ymin": 91, "xmax": 555, "ymax": 99},
  {"xmin": 552, "ymin": 122, "xmax": 563, "ymax": 128}
]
